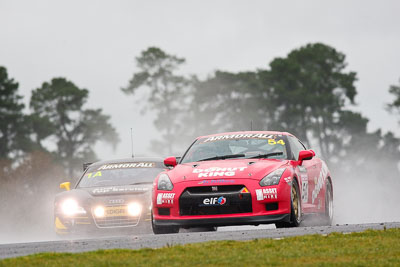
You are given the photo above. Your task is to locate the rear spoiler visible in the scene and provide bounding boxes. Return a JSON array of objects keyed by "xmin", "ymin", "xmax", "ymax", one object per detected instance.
[{"xmin": 83, "ymin": 162, "xmax": 93, "ymax": 171}]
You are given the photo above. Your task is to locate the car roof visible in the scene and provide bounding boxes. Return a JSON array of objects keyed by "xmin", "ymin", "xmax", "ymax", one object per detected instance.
[
  {"xmin": 88, "ymin": 157, "xmax": 164, "ymax": 168},
  {"xmin": 196, "ymin": 130, "xmax": 294, "ymax": 140}
]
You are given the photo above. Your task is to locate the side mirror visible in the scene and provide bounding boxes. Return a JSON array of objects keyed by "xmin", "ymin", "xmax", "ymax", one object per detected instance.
[
  {"xmin": 298, "ymin": 150, "xmax": 314, "ymax": 164},
  {"xmin": 60, "ymin": 182, "xmax": 71, "ymax": 191},
  {"xmin": 309, "ymin": 149, "xmax": 316, "ymax": 157},
  {"xmin": 164, "ymin": 157, "xmax": 177, "ymax": 168}
]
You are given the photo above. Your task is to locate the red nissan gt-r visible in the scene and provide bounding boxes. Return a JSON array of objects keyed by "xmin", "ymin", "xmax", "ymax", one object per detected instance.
[{"xmin": 151, "ymin": 131, "xmax": 333, "ymax": 234}]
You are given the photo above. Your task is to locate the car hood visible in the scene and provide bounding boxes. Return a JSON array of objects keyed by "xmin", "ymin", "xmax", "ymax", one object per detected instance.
[
  {"xmin": 168, "ymin": 159, "xmax": 289, "ymax": 183},
  {"xmin": 83, "ymin": 184, "xmax": 151, "ymax": 197}
]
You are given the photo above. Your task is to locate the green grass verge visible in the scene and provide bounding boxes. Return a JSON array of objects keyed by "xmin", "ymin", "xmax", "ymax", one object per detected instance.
[{"xmin": 1, "ymin": 228, "xmax": 400, "ymax": 267}]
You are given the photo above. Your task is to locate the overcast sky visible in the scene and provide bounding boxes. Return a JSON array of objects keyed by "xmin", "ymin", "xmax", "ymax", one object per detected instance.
[{"xmin": 1, "ymin": 0, "xmax": 399, "ymax": 159}]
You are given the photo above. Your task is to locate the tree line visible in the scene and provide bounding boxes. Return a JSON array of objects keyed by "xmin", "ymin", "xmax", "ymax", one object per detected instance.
[{"xmin": 1, "ymin": 42, "xmax": 399, "ymax": 179}]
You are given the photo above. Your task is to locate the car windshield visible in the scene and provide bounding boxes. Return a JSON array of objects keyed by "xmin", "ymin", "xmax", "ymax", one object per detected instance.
[
  {"xmin": 77, "ymin": 162, "xmax": 164, "ymax": 188},
  {"xmin": 181, "ymin": 133, "xmax": 288, "ymax": 164}
]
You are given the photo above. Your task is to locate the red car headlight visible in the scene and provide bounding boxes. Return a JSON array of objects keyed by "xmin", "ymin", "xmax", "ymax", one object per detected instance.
[
  {"xmin": 157, "ymin": 173, "xmax": 174, "ymax": 191},
  {"xmin": 259, "ymin": 168, "xmax": 286, "ymax": 186}
]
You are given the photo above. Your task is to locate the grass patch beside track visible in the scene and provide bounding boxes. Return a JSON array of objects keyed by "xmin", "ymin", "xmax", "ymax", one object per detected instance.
[{"xmin": 1, "ymin": 228, "xmax": 400, "ymax": 266}]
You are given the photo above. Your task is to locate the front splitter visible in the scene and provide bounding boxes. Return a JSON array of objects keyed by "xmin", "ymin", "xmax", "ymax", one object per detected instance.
[{"xmin": 154, "ymin": 213, "xmax": 291, "ymax": 228}]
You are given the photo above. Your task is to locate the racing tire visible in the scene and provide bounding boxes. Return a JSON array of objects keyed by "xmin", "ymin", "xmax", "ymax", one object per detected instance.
[
  {"xmin": 151, "ymin": 212, "xmax": 179, "ymax": 235},
  {"xmin": 321, "ymin": 180, "xmax": 333, "ymax": 226},
  {"xmin": 275, "ymin": 180, "xmax": 301, "ymax": 228}
]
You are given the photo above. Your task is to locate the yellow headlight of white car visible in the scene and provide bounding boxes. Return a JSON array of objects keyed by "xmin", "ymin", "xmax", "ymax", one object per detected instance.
[
  {"xmin": 127, "ymin": 202, "xmax": 142, "ymax": 216},
  {"xmin": 61, "ymin": 199, "xmax": 86, "ymax": 216},
  {"xmin": 94, "ymin": 206, "xmax": 105, "ymax": 218}
]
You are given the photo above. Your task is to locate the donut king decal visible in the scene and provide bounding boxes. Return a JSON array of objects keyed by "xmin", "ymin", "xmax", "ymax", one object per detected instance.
[
  {"xmin": 193, "ymin": 167, "xmax": 247, "ymax": 178},
  {"xmin": 97, "ymin": 162, "xmax": 155, "ymax": 171},
  {"xmin": 92, "ymin": 186, "xmax": 149, "ymax": 195},
  {"xmin": 256, "ymin": 188, "xmax": 278, "ymax": 200},
  {"xmin": 201, "ymin": 133, "xmax": 283, "ymax": 143},
  {"xmin": 157, "ymin": 193, "xmax": 175, "ymax": 204},
  {"xmin": 312, "ymin": 162, "xmax": 328, "ymax": 204}
]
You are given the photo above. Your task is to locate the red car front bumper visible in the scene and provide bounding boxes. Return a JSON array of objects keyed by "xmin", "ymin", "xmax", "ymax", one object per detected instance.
[{"xmin": 152, "ymin": 178, "xmax": 292, "ymax": 228}]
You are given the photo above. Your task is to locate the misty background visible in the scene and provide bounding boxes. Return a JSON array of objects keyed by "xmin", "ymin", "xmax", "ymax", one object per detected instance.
[{"xmin": 1, "ymin": 0, "xmax": 400, "ymax": 243}]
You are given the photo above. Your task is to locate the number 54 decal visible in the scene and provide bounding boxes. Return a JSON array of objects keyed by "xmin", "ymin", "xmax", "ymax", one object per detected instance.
[{"xmin": 268, "ymin": 139, "xmax": 285, "ymax": 145}]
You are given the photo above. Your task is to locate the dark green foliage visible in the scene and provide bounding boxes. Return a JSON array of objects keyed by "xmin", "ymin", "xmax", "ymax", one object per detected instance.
[
  {"xmin": 30, "ymin": 78, "xmax": 119, "ymax": 176},
  {"xmin": 264, "ymin": 43, "xmax": 358, "ymax": 161},
  {"xmin": 0, "ymin": 66, "xmax": 32, "ymax": 160}
]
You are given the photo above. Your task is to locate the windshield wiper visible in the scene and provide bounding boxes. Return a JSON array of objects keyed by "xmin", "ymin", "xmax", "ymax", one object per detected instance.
[
  {"xmin": 198, "ymin": 154, "xmax": 246, "ymax": 162},
  {"xmin": 249, "ymin": 152, "xmax": 283, "ymax": 159}
]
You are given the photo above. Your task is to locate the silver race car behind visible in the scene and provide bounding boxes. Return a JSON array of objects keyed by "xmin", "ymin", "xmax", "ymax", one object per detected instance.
[{"xmin": 54, "ymin": 157, "xmax": 165, "ymax": 237}]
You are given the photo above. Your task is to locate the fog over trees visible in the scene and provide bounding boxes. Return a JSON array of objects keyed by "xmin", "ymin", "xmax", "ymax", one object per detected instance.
[
  {"xmin": 122, "ymin": 43, "xmax": 400, "ymax": 179},
  {"xmin": 1, "ymin": 42, "xmax": 400, "ymax": 177},
  {"xmin": 0, "ymin": 42, "xmax": 399, "ymax": 234},
  {"xmin": 122, "ymin": 47, "xmax": 189, "ymax": 155}
]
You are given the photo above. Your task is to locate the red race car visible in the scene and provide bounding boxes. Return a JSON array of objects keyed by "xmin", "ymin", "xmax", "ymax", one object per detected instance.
[{"xmin": 151, "ymin": 131, "xmax": 333, "ymax": 234}]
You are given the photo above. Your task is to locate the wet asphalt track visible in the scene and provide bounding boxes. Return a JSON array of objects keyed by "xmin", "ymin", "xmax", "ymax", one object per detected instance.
[{"xmin": 1, "ymin": 222, "xmax": 399, "ymax": 259}]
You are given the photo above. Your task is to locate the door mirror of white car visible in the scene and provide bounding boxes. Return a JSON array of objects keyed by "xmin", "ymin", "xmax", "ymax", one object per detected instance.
[{"xmin": 60, "ymin": 182, "xmax": 71, "ymax": 191}]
